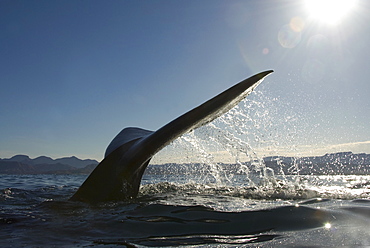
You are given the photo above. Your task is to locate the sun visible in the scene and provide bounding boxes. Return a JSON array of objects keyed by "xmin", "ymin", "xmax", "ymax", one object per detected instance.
[{"xmin": 305, "ymin": 0, "xmax": 357, "ymax": 25}]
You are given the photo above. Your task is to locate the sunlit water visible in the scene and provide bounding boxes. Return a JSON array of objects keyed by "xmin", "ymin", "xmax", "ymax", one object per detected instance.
[
  {"xmin": 1, "ymin": 173, "xmax": 370, "ymax": 247},
  {"xmin": 2, "ymin": 94, "xmax": 369, "ymax": 247}
]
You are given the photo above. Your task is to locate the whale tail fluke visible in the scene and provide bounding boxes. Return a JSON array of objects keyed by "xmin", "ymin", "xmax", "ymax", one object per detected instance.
[{"xmin": 70, "ymin": 70, "xmax": 273, "ymax": 203}]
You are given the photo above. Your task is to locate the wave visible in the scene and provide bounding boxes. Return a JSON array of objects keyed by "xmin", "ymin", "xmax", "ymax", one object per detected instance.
[
  {"xmin": 1, "ymin": 175, "xmax": 370, "ymax": 247},
  {"xmin": 48, "ymin": 201, "xmax": 370, "ymax": 247},
  {"xmin": 139, "ymin": 180, "xmax": 370, "ymax": 204}
]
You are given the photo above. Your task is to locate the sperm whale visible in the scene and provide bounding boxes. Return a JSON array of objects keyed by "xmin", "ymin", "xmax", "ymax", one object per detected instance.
[{"xmin": 70, "ymin": 70, "xmax": 273, "ymax": 203}]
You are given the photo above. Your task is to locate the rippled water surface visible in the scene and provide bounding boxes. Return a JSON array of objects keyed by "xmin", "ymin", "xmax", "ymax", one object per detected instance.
[{"xmin": 1, "ymin": 174, "xmax": 370, "ymax": 247}]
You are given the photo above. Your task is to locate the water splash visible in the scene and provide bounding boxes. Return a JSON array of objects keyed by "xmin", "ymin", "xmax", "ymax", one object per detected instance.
[
  {"xmin": 149, "ymin": 86, "xmax": 368, "ymax": 200},
  {"xmin": 150, "ymin": 89, "xmax": 291, "ymax": 189}
]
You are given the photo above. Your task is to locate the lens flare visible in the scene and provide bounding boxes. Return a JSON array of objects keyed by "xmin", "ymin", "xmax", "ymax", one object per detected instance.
[
  {"xmin": 290, "ymin": 16, "xmax": 305, "ymax": 32},
  {"xmin": 278, "ymin": 24, "xmax": 301, "ymax": 48}
]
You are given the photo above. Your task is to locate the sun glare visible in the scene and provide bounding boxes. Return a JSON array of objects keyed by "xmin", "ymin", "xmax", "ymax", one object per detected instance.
[
  {"xmin": 324, "ymin": 222, "xmax": 332, "ymax": 229},
  {"xmin": 305, "ymin": 0, "xmax": 357, "ymax": 25}
]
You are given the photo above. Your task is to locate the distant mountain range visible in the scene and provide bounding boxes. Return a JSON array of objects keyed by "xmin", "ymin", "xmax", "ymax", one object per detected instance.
[
  {"xmin": 0, "ymin": 155, "xmax": 99, "ymax": 175},
  {"xmin": 264, "ymin": 152, "xmax": 370, "ymax": 175},
  {"xmin": 145, "ymin": 152, "xmax": 370, "ymax": 176},
  {"xmin": 0, "ymin": 152, "xmax": 369, "ymax": 175}
]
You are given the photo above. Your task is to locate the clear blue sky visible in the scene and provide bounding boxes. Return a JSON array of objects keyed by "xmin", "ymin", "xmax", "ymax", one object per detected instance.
[{"xmin": 1, "ymin": 0, "xmax": 369, "ymax": 160}]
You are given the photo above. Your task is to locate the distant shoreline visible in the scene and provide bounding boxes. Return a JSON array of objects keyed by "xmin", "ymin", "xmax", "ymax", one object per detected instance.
[{"xmin": 1, "ymin": 152, "xmax": 369, "ymax": 176}]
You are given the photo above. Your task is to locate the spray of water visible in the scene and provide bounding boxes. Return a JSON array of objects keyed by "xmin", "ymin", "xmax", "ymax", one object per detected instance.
[
  {"xmin": 150, "ymin": 88, "xmax": 295, "ymax": 188},
  {"xmin": 147, "ymin": 86, "xmax": 370, "ymax": 200}
]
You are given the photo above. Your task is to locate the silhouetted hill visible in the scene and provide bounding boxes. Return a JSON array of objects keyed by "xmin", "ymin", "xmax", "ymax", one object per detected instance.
[
  {"xmin": 1, "ymin": 152, "xmax": 369, "ymax": 175},
  {"xmin": 0, "ymin": 161, "xmax": 37, "ymax": 174},
  {"xmin": 264, "ymin": 152, "xmax": 370, "ymax": 175},
  {"xmin": 145, "ymin": 152, "xmax": 370, "ymax": 176},
  {"xmin": 0, "ymin": 155, "xmax": 99, "ymax": 175}
]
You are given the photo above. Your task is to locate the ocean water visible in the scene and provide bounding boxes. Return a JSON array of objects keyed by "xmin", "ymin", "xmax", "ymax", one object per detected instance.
[
  {"xmin": 1, "ymin": 94, "xmax": 369, "ymax": 247},
  {"xmin": 1, "ymin": 173, "xmax": 370, "ymax": 247}
]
